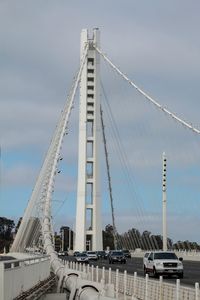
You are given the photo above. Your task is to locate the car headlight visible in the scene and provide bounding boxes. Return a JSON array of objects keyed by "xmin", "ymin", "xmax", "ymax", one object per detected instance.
[
  {"xmin": 156, "ymin": 262, "xmax": 162, "ymax": 266},
  {"xmin": 178, "ymin": 262, "xmax": 182, "ymax": 267}
]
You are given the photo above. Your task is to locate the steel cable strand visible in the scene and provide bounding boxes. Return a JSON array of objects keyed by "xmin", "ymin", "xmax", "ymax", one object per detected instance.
[
  {"xmin": 12, "ymin": 44, "xmax": 88, "ymax": 254},
  {"xmin": 100, "ymin": 83, "xmax": 147, "ymax": 226},
  {"xmin": 95, "ymin": 46, "xmax": 200, "ymax": 135},
  {"xmin": 100, "ymin": 105, "xmax": 118, "ymax": 249},
  {"xmin": 11, "ymin": 70, "xmax": 81, "ymax": 252},
  {"xmin": 99, "ymin": 66, "xmax": 199, "ymax": 248},
  {"xmin": 101, "ymin": 86, "xmax": 155, "ymax": 250},
  {"xmin": 101, "ymin": 99, "xmax": 153, "ymax": 250},
  {"xmin": 42, "ymin": 43, "xmax": 89, "ymax": 257},
  {"xmin": 100, "ymin": 74, "xmax": 160, "ymax": 250}
]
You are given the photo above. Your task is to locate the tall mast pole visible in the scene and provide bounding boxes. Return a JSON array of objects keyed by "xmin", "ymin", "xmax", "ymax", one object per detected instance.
[{"xmin": 162, "ymin": 152, "xmax": 167, "ymax": 251}]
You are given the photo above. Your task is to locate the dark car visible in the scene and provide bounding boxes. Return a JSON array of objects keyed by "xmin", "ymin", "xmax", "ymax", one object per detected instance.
[
  {"xmin": 109, "ymin": 251, "xmax": 126, "ymax": 264},
  {"xmin": 97, "ymin": 251, "xmax": 106, "ymax": 259},
  {"xmin": 75, "ymin": 253, "xmax": 89, "ymax": 264},
  {"xmin": 58, "ymin": 251, "xmax": 68, "ymax": 257},
  {"xmin": 122, "ymin": 250, "xmax": 131, "ymax": 258}
]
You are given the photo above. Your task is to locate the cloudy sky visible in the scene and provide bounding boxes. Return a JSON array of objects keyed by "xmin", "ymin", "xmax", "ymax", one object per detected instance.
[{"xmin": 0, "ymin": 0, "xmax": 200, "ymax": 243}]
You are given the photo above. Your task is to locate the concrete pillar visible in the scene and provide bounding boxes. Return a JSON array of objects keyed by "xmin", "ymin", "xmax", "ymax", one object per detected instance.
[{"xmin": 75, "ymin": 29, "xmax": 102, "ymax": 251}]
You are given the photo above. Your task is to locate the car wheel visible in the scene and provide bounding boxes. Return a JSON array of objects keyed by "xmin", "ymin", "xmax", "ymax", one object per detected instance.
[
  {"xmin": 153, "ymin": 267, "xmax": 158, "ymax": 278},
  {"xmin": 144, "ymin": 266, "xmax": 147, "ymax": 276},
  {"xmin": 178, "ymin": 273, "xmax": 183, "ymax": 279}
]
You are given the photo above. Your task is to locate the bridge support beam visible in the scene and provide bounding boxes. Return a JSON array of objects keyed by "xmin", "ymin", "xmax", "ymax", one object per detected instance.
[{"xmin": 75, "ymin": 28, "xmax": 102, "ymax": 251}]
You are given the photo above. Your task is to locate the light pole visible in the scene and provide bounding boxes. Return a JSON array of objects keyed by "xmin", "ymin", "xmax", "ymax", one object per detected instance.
[{"xmin": 162, "ymin": 152, "xmax": 167, "ymax": 251}]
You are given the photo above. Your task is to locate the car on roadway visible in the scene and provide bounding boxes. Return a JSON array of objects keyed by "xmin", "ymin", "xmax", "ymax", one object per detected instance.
[
  {"xmin": 97, "ymin": 250, "xmax": 107, "ymax": 259},
  {"xmin": 75, "ymin": 252, "xmax": 89, "ymax": 264},
  {"xmin": 143, "ymin": 252, "xmax": 150, "ymax": 268},
  {"xmin": 109, "ymin": 250, "xmax": 126, "ymax": 264},
  {"xmin": 122, "ymin": 249, "xmax": 131, "ymax": 258},
  {"xmin": 144, "ymin": 251, "xmax": 183, "ymax": 278},
  {"xmin": 86, "ymin": 251, "xmax": 98, "ymax": 261},
  {"xmin": 73, "ymin": 251, "xmax": 80, "ymax": 257},
  {"xmin": 58, "ymin": 251, "xmax": 68, "ymax": 257}
]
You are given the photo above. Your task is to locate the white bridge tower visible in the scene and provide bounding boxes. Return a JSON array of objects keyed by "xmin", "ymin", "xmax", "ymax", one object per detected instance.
[{"xmin": 75, "ymin": 28, "xmax": 103, "ymax": 251}]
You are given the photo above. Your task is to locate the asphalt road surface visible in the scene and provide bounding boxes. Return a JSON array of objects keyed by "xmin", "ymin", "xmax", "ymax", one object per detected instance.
[{"xmin": 64, "ymin": 256, "xmax": 200, "ymax": 287}]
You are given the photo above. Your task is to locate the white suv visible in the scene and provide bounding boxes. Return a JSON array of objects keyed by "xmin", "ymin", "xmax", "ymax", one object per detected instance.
[{"xmin": 144, "ymin": 251, "xmax": 183, "ymax": 278}]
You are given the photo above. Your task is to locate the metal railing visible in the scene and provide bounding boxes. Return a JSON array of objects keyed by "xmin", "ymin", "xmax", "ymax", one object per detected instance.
[{"xmin": 66, "ymin": 261, "xmax": 200, "ymax": 300}]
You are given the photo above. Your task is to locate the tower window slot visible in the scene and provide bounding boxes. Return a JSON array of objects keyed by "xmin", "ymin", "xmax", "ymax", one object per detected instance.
[
  {"xmin": 87, "ymin": 103, "xmax": 94, "ymax": 109},
  {"xmin": 86, "ymin": 183, "xmax": 93, "ymax": 204},
  {"xmin": 87, "ymin": 58, "xmax": 94, "ymax": 65},
  {"xmin": 87, "ymin": 77, "xmax": 94, "ymax": 82},
  {"xmin": 87, "ymin": 120, "xmax": 93, "ymax": 137},
  {"xmin": 88, "ymin": 69, "xmax": 94, "ymax": 74},
  {"xmin": 87, "ymin": 94, "xmax": 94, "ymax": 99},
  {"xmin": 86, "ymin": 162, "xmax": 93, "ymax": 178},
  {"xmin": 87, "ymin": 141, "xmax": 93, "ymax": 157},
  {"xmin": 86, "ymin": 208, "xmax": 93, "ymax": 230},
  {"xmin": 87, "ymin": 111, "xmax": 94, "ymax": 116}
]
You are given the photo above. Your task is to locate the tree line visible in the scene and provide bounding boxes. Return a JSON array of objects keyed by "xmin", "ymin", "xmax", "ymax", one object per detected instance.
[
  {"xmin": 103, "ymin": 224, "xmax": 200, "ymax": 251},
  {"xmin": 0, "ymin": 217, "xmax": 15, "ymax": 252},
  {"xmin": 1, "ymin": 217, "xmax": 200, "ymax": 253}
]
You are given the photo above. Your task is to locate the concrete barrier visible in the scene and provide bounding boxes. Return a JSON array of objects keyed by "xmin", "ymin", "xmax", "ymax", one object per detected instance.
[{"xmin": 0, "ymin": 254, "xmax": 50, "ymax": 300}]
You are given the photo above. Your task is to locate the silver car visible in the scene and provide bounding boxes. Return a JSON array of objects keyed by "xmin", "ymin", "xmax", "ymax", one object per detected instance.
[{"xmin": 86, "ymin": 251, "xmax": 98, "ymax": 260}]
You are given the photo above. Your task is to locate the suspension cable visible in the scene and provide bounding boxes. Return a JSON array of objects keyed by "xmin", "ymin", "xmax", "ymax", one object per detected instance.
[
  {"xmin": 42, "ymin": 42, "xmax": 89, "ymax": 250},
  {"xmin": 100, "ymin": 105, "xmax": 118, "ymax": 249},
  {"xmin": 95, "ymin": 46, "xmax": 200, "ymax": 135},
  {"xmin": 100, "ymin": 81, "xmax": 156, "ymax": 250}
]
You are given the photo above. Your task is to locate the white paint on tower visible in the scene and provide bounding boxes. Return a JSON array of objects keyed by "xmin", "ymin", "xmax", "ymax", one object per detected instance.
[{"xmin": 75, "ymin": 28, "xmax": 102, "ymax": 251}]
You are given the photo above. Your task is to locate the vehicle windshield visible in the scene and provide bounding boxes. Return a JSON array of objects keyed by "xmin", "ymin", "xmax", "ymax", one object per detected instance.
[
  {"xmin": 87, "ymin": 251, "xmax": 96, "ymax": 255},
  {"xmin": 77, "ymin": 253, "xmax": 87, "ymax": 257},
  {"xmin": 154, "ymin": 252, "xmax": 178, "ymax": 260},
  {"xmin": 112, "ymin": 251, "xmax": 123, "ymax": 256}
]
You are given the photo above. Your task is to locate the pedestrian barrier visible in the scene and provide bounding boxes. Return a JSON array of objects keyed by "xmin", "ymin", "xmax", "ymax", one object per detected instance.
[
  {"xmin": 0, "ymin": 255, "xmax": 50, "ymax": 300},
  {"xmin": 67, "ymin": 260, "xmax": 200, "ymax": 300}
]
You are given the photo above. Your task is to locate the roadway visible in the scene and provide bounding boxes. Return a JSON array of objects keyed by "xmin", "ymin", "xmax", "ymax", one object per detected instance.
[{"xmin": 64, "ymin": 256, "xmax": 200, "ymax": 287}]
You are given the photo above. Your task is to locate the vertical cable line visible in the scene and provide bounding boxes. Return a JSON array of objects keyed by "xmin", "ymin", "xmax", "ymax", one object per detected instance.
[
  {"xmin": 42, "ymin": 44, "xmax": 88, "ymax": 277},
  {"xmin": 100, "ymin": 82, "xmax": 155, "ymax": 250},
  {"xmin": 100, "ymin": 105, "xmax": 118, "ymax": 249},
  {"xmin": 11, "ymin": 43, "xmax": 89, "ymax": 253},
  {"xmin": 42, "ymin": 43, "xmax": 88, "ymax": 276}
]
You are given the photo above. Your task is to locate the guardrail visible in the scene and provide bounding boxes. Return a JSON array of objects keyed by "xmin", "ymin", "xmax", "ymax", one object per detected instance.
[
  {"xmin": 0, "ymin": 255, "xmax": 50, "ymax": 300},
  {"xmin": 66, "ymin": 260, "xmax": 200, "ymax": 300}
]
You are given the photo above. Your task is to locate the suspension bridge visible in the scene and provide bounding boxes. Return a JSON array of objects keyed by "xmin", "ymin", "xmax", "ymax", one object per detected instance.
[{"xmin": 1, "ymin": 28, "xmax": 200, "ymax": 300}]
